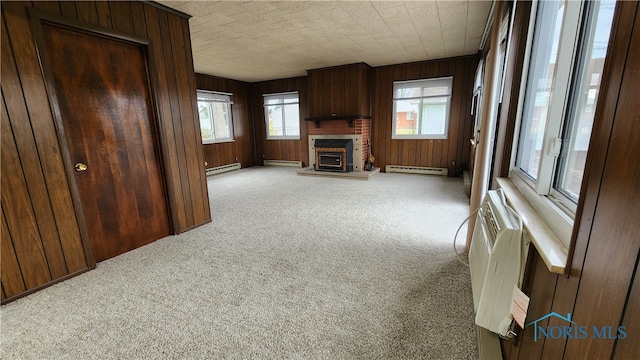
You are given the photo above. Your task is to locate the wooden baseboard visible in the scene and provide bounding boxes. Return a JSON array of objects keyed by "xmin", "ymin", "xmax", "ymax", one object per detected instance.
[{"xmin": 1, "ymin": 268, "xmax": 91, "ymax": 305}]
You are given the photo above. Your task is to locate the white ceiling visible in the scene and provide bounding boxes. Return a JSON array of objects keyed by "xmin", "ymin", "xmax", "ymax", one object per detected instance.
[{"xmin": 157, "ymin": 1, "xmax": 492, "ymax": 82}]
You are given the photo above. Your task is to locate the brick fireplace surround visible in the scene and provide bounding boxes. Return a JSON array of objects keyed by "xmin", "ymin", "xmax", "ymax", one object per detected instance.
[{"xmin": 307, "ymin": 118, "xmax": 371, "ymax": 172}]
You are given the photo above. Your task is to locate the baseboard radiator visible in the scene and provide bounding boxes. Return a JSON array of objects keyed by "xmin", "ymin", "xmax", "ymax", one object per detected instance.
[
  {"xmin": 263, "ymin": 160, "xmax": 303, "ymax": 168},
  {"xmin": 205, "ymin": 162, "xmax": 241, "ymax": 176},
  {"xmin": 385, "ymin": 165, "xmax": 448, "ymax": 176}
]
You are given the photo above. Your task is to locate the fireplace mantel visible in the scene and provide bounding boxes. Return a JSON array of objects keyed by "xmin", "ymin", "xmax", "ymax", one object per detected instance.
[{"xmin": 304, "ymin": 114, "xmax": 372, "ymax": 128}]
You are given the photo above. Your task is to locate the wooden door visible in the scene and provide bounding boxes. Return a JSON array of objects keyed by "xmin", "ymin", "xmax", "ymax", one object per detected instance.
[{"xmin": 40, "ymin": 23, "xmax": 171, "ymax": 262}]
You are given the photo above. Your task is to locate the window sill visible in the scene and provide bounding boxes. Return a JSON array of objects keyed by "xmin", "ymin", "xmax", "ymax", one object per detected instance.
[
  {"xmin": 496, "ymin": 177, "xmax": 568, "ymax": 274},
  {"xmin": 266, "ymin": 137, "xmax": 301, "ymax": 141},
  {"xmin": 203, "ymin": 139, "xmax": 235, "ymax": 145},
  {"xmin": 390, "ymin": 135, "xmax": 449, "ymax": 140}
]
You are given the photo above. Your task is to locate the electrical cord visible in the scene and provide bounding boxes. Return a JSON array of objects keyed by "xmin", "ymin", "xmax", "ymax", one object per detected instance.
[{"xmin": 453, "ymin": 208, "xmax": 479, "ymax": 266}]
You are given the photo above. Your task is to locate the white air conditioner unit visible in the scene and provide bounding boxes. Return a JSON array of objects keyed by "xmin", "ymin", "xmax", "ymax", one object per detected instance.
[{"xmin": 469, "ymin": 189, "xmax": 526, "ymax": 337}]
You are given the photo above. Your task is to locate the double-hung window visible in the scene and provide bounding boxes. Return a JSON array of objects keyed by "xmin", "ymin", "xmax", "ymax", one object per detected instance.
[
  {"xmin": 392, "ymin": 77, "xmax": 452, "ymax": 139},
  {"xmin": 264, "ymin": 92, "xmax": 300, "ymax": 139},
  {"xmin": 197, "ymin": 91, "xmax": 234, "ymax": 143},
  {"xmin": 511, "ymin": 0, "xmax": 615, "ymax": 244}
]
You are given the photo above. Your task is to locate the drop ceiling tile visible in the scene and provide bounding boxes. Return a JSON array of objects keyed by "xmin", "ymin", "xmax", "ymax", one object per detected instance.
[
  {"xmin": 371, "ymin": 1, "xmax": 406, "ymax": 11},
  {"xmin": 157, "ymin": 0, "xmax": 490, "ymax": 82}
]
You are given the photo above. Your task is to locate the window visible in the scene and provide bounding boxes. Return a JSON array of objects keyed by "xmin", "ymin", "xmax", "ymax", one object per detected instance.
[
  {"xmin": 264, "ymin": 92, "xmax": 300, "ymax": 139},
  {"xmin": 392, "ymin": 77, "xmax": 452, "ymax": 139},
  {"xmin": 511, "ymin": 0, "xmax": 615, "ymax": 243},
  {"xmin": 553, "ymin": 0, "xmax": 616, "ymax": 204},
  {"xmin": 197, "ymin": 91, "xmax": 233, "ymax": 143},
  {"xmin": 516, "ymin": 0, "xmax": 569, "ymax": 182}
]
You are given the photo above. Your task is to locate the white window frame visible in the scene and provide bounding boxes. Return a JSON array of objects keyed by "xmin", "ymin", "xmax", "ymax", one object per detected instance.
[
  {"xmin": 508, "ymin": 0, "xmax": 614, "ymax": 247},
  {"xmin": 264, "ymin": 92, "xmax": 300, "ymax": 140},
  {"xmin": 196, "ymin": 90, "xmax": 234, "ymax": 144},
  {"xmin": 392, "ymin": 77, "xmax": 452, "ymax": 140}
]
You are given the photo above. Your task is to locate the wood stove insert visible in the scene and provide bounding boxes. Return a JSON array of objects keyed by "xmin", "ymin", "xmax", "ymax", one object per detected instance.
[{"xmin": 314, "ymin": 139, "xmax": 353, "ymax": 172}]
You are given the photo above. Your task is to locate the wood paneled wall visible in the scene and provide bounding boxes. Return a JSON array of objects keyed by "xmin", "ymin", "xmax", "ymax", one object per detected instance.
[
  {"xmin": 196, "ymin": 74, "xmax": 255, "ymax": 169},
  {"xmin": 246, "ymin": 58, "xmax": 476, "ymax": 173},
  {"xmin": 1, "ymin": 1, "xmax": 210, "ymax": 303},
  {"xmin": 251, "ymin": 77, "xmax": 309, "ymax": 165},
  {"xmin": 371, "ymin": 56, "xmax": 477, "ymax": 176},
  {"xmin": 498, "ymin": 1, "xmax": 640, "ymax": 358},
  {"xmin": 307, "ymin": 63, "xmax": 371, "ymax": 117}
]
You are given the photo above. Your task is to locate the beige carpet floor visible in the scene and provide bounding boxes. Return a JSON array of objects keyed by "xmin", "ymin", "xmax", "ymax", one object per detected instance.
[{"xmin": 1, "ymin": 167, "xmax": 477, "ymax": 359}]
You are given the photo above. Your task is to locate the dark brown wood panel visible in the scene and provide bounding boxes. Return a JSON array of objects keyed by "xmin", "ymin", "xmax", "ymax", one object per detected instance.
[
  {"xmin": 59, "ymin": 1, "xmax": 77, "ymax": 18},
  {"xmin": 130, "ymin": 2, "xmax": 147, "ymax": 38},
  {"xmin": 0, "ymin": 113, "xmax": 27, "ymax": 300},
  {"xmin": 2, "ymin": 21, "xmax": 68, "ymax": 280},
  {"xmin": 168, "ymin": 14, "xmax": 208, "ymax": 226},
  {"xmin": 182, "ymin": 20, "xmax": 211, "ymax": 221},
  {"xmin": 1, "ymin": 1, "xmax": 209, "ymax": 302},
  {"xmin": 614, "ymin": 251, "xmax": 640, "ymax": 359},
  {"xmin": 307, "ymin": 63, "xmax": 370, "ymax": 118},
  {"xmin": 94, "ymin": 0, "xmax": 111, "ymax": 28},
  {"xmin": 157, "ymin": 8, "xmax": 194, "ymax": 227},
  {"xmin": 32, "ymin": 1, "xmax": 61, "ymax": 14},
  {"xmin": 388, "ymin": 65, "xmax": 401, "ymax": 168},
  {"xmin": 1, "ymin": 206, "xmax": 27, "ymax": 300},
  {"xmin": 455, "ymin": 58, "xmax": 474, "ymax": 173},
  {"xmin": 250, "ymin": 76, "xmax": 308, "ymax": 165},
  {"xmin": 1, "ymin": 90, "xmax": 52, "ymax": 289},
  {"xmin": 446, "ymin": 60, "xmax": 459, "ymax": 171},
  {"xmin": 3, "ymin": 1, "xmax": 90, "ymax": 290},
  {"xmin": 514, "ymin": 249, "xmax": 558, "ymax": 359},
  {"xmin": 75, "ymin": 1, "xmax": 98, "ymax": 23},
  {"xmin": 151, "ymin": 2, "xmax": 210, "ymax": 230},
  {"xmin": 371, "ymin": 67, "xmax": 388, "ymax": 170},
  {"xmin": 108, "ymin": 1, "xmax": 134, "ymax": 34},
  {"xmin": 370, "ymin": 56, "xmax": 477, "ymax": 175},
  {"xmin": 143, "ymin": 3, "xmax": 187, "ymax": 232}
]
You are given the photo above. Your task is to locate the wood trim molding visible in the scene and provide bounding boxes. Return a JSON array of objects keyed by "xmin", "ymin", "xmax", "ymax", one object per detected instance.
[
  {"xmin": 305, "ymin": 115, "xmax": 371, "ymax": 128},
  {"xmin": 144, "ymin": 1, "xmax": 192, "ymax": 19},
  {"xmin": 27, "ymin": 6, "xmax": 174, "ymax": 267},
  {"xmin": 28, "ymin": 8, "xmax": 150, "ymax": 46},
  {"xmin": 28, "ymin": 8, "xmax": 97, "ymax": 269},
  {"xmin": 0, "ymin": 268, "xmax": 91, "ymax": 305}
]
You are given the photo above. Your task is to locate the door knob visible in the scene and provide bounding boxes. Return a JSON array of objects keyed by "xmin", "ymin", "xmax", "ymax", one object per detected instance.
[{"xmin": 75, "ymin": 162, "xmax": 88, "ymax": 172}]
